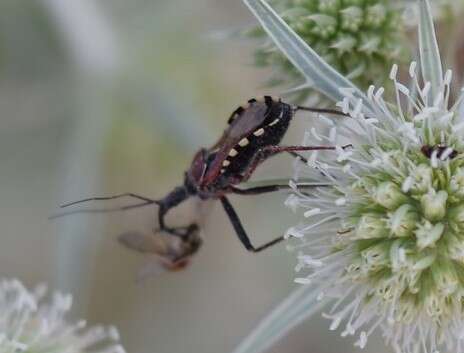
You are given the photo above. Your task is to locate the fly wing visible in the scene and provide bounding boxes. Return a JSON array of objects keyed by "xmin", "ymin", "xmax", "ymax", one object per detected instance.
[
  {"xmin": 118, "ymin": 231, "xmax": 167, "ymax": 254},
  {"xmin": 118, "ymin": 226, "xmax": 203, "ymax": 278},
  {"xmin": 136, "ymin": 255, "xmax": 192, "ymax": 282}
]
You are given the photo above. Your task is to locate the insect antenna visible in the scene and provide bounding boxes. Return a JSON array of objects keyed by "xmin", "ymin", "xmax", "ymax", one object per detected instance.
[
  {"xmin": 50, "ymin": 193, "xmax": 160, "ymax": 219},
  {"xmin": 60, "ymin": 193, "xmax": 157, "ymax": 208}
]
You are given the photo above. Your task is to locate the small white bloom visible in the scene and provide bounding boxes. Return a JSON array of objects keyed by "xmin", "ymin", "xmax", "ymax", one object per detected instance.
[{"xmin": 0, "ymin": 278, "xmax": 125, "ymax": 353}]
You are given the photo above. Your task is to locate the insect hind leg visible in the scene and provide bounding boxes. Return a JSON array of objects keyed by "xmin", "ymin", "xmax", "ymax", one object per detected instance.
[{"xmin": 220, "ymin": 196, "xmax": 284, "ymax": 253}]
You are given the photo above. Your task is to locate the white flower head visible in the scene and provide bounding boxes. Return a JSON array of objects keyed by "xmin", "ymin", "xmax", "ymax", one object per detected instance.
[
  {"xmin": 237, "ymin": 1, "xmax": 464, "ymax": 353},
  {"xmin": 288, "ymin": 47, "xmax": 464, "ymax": 353},
  {"xmin": 0, "ymin": 279, "xmax": 125, "ymax": 353}
]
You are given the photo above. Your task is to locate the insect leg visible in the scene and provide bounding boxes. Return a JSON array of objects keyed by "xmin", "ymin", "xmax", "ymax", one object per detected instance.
[
  {"xmin": 230, "ymin": 183, "xmax": 329, "ymax": 195},
  {"xmin": 239, "ymin": 144, "xmax": 350, "ymax": 183},
  {"xmin": 230, "ymin": 185, "xmax": 287, "ymax": 195},
  {"xmin": 157, "ymin": 186, "xmax": 198, "ymax": 239},
  {"xmin": 219, "ymin": 196, "xmax": 284, "ymax": 253},
  {"xmin": 287, "ymin": 151, "xmax": 308, "ymax": 164},
  {"xmin": 294, "ymin": 106, "xmax": 349, "ymax": 118}
]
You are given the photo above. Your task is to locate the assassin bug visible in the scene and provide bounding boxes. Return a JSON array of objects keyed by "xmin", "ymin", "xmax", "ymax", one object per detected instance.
[{"xmin": 57, "ymin": 96, "xmax": 349, "ymax": 267}]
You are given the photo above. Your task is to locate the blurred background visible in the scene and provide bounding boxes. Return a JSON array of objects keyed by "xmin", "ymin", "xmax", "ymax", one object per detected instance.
[{"xmin": 0, "ymin": 1, "xmax": 392, "ymax": 353}]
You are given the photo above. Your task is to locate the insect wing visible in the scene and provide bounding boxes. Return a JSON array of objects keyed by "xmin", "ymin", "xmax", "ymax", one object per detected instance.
[
  {"xmin": 118, "ymin": 231, "xmax": 167, "ymax": 254},
  {"xmin": 226, "ymin": 101, "xmax": 269, "ymax": 140},
  {"xmin": 118, "ymin": 226, "xmax": 203, "ymax": 278},
  {"xmin": 136, "ymin": 255, "xmax": 192, "ymax": 282}
]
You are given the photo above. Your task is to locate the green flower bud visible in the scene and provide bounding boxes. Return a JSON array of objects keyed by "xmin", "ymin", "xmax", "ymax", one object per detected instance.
[
  {"xmin": 361, "ymin": 243, "xmax": 389, "ymax": 272},
  {"xmin": 411, "ymin": 164, "xmax": 433, "ymax": 193},
  {"xmin": 373, "ymin": 182, "xmax": 408, "ymax": 210},
  {"xmin": 446, "ymin": 232, "xmax": 464, "ymax": 262},
  {"xmin": 421, "ymin": 190, "xmax": 448, "ymax": 221},
  {"xmin": 415, "ymin": 220, "xmax": 445, "ymax": 249},
  {"xmin": 450, "ymin": 167, "xmax": 464, "ymax": 198},
  {"xmin": 389, "ymin": 204, "xmax": 418, "ymax": 237},
  {"xmin": 449, "ymin": 204, "xmax": 464, "ymax": 231},
  {"xmin": 340, "ymin": 6, "xmax": 363, "ymax": 31},
  {"xmin": 318, "ymin": 0, "xmax": 338, "ymax": 13},
  {"xmin": 355, "ymin": 213, "xmax": 388, "ymax": 239},
  {"xmin": 366, "ymin": 4, "xmax": 387, "ymax": 27}
]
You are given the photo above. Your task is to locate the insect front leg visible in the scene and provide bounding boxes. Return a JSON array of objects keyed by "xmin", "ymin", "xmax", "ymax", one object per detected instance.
[
  {"xmin": 219, "ymin": 196, "xmax": 284, "ymax": 253},
  {"xmin": 157, "ymin": 186, "xmax": 198, "ymax": 239}
]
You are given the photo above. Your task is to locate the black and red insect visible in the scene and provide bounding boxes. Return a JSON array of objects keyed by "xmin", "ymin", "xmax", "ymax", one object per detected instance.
[{"xmin": 57, "ymin": 96, "xmax": 347, "ymax": 268}]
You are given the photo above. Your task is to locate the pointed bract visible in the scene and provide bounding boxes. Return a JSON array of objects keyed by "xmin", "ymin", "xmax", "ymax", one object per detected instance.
[
  {"xmin": 418, "ymin": 0, "xmax": 443, "ymax": 100},
  {"xmin": 244, "ymin": 0, "xmax": 375, "ymax": 114}
]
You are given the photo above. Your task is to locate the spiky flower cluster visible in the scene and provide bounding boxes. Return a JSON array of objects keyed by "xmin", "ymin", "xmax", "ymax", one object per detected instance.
[
  {"xmin": 250, "ymin": 0, "xmax": 407, "ymax": 96},
  {"xmin": 286, "ymin": 63, "xmax": 464, "ymax": 353},
  {"xmin": 0, "ymin": 279, "xmax": 125, "ymax": 353}
]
